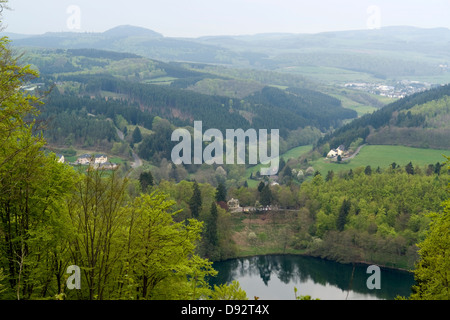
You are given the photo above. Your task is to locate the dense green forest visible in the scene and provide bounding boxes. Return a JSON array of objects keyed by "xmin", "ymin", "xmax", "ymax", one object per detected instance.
[
  {"xmin": 25, "ymin": 48, "xmax": 357, "ymax": 171},
  {"xmin": 292, "ymin": 165, "xmax": 448, "ymax": 269}
]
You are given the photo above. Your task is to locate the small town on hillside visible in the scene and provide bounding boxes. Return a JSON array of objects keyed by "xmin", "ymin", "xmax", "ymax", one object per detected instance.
[
  {"xmin": 343, "ymin": 80, "xmax": 436, "ymax": 98},
  {"xmin": 56, "ymin": 153, "xmax": 118, "ymax": 170}
]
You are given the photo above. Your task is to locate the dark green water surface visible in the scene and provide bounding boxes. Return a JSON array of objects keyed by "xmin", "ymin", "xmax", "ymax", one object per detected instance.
[{"xmin": 210, "ymin": 255, "xmax": 416, "ymax": 300}]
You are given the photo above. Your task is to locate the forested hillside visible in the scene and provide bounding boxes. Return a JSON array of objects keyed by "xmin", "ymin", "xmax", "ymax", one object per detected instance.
[
  {"xmin": 317, "ymin": 84, "xmax": 450, "ymax": 151},
  {"xmin": 294, "ymin": 165, "xmax": 448, "ymax": 269},
  {"xmin": 26, "ymin": 48, "xmax": 357, "ymax": 167}
]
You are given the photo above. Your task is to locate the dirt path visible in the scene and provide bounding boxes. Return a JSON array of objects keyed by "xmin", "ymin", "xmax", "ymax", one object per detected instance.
[
  {"xmin": 115, "ymin": 127, "xmax": 143, "ymax": 169},
  {"xmin": 131, "ymin": 150, "xmax": 142, "ymax": 168},
  {"xmin": 342, "ymin": 144, "xmax": 367, "ymax": 161}
]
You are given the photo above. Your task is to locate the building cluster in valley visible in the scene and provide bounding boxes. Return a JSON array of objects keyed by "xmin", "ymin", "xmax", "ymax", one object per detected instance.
[
  {"xmin": 344, "ymin": 80, "xmax": 436, "ymax": 99},
  {"xmin": 227, "ymin": 197, "xmax": 277, "ymax": 213},
  {"xmin": 326, "ymin": 145, "xmax": 348, "ymax": 160},
  {"xmin": 56, "ymin": 153, "xmax": 118, "ymax": 170}
]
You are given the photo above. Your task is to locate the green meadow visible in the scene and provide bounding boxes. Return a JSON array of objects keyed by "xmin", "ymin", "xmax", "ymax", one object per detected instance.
[{"xmin": 310, "ymin": 145, "xmax": 449, "ymax": 175}]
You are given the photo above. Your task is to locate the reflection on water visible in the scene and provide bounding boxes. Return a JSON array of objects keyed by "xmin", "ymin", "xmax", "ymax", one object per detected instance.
[{"xmin": 210, "ymin": 255, "xmax": 416, "ymax": 300}]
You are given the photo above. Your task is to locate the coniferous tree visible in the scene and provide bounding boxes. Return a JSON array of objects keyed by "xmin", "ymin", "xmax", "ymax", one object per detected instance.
[
  {"xmin": 139, "ymin": 171, "xmax": 154, "ymax": 192},
  {"xmin": 348, "ymin": 169, "xmax": 354, "ymax": 179},
  {"xmin": 206, "ymin": 202, "xmax": 219, "ymax": 247},
  {"xmin": 132, "ymin": 126, "xmax": 142, "ymax": 144},
  {"xmin": 260, "ymin": 185, "xmax": 273, "ymax": 206},
  {"xmin": 435, "ymin": 162, "xmax": 442, "ymax": 175},
  {"xmin": 257, "ymin": 181, "xmax": 265, "ymax": 193},
  {"xmin": 283, "ymin": 165, "xmax": 292, "ymax": 177},
  {"xmin": 215, "ymin": 182, "xmax": 227, "ymax": 203},
  {"xmin": 325, "ymin": 170, "xmax": 334, "ymax": 182},
  {"xmin": 405, "ymin": 162, "xmax": 415, "ymax": 175},
  {"xmin": 279, "ymin": 158, "xmax": 286, "ymax": 173},
  {"xmin": 189, "ymin": 181, "xmax": 202, "ymax": 219},
  {"xmin": 337, "ymin": 199, "xmax": 351, "ymax": 232}
]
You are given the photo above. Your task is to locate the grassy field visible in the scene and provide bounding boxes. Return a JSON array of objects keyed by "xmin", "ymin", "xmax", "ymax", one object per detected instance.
[
  {"xmin": 278, "ymin": 65, "xmax": 380, "ymax": 85},
  {"xmin": 144, "ymin": 76, "xmax": 178, "ymax": 85},
  {"xmin": 308, "ymin": 145, "xmax": 449, "ymax": 175}
]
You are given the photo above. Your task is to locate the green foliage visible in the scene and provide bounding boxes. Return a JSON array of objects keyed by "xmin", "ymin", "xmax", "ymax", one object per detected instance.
[
  {"xmin": 0, "ymin": 34, "xmax": 78, "ymax": 300},
  {"xmin": 294, "ymin": 287, "xmax": 320, "ymax": 300},
  {"xmin": 66, "ymin": 168, "xmax": 128, "ymax": 300},
  {"xmin": 119, "ymin": 192, "xmax": 215, "ymax": 300},
  {"xmin": 139, "ymin": 171, "xmax": 154, "ymax": 192},
  {"xmin": 409, "ymin": 159, "xmax": 450, "ymax": 300},
  {"xmin": 0, "ymin": 29, "xmax": 240, "ymax": 300},
  {"xmin": 260, "ymin": 185, "xmax": 273, "ymax": 206},
  {"xmin": 215, "ymin": 182, "xmax": 227, "ymax": 203},
  {"xmin": 138, "ymin": 118, "xmax": 173, "ymax": 162},
  {"xmin": 206, "ymin": 202, "xmax": 219, "ymax": 246},
  {"xmin": 409, "ymin": 201, "xmax": 450, "ymax": 299},
  {"xmin": 336, "ymin": 199, "xmax": 351, "ymax": 232},
  {"xmin": 257, "ymin": 181, "xmax": 265, "ymax": 193},
  {"xmin": 199, "ymin": 203, "xmax": 221, "ymax": 261},
  {"xmin": 132, "ymin": 126, "xmax": 142, "ymax": 144},
  {"xmin": 293, "ymin": 164, "xmax": 449, "ymax": 268},
  {"xmin": 0, "ymin": 268, "xmax": 6, "ymax": 295},
  {"xmin": 210, "ymin": 281, "xmax": 248, "ymax": 300},
  {"xmin": 189, "ymin": 181, "xmax": 203, "ymax": 219}
]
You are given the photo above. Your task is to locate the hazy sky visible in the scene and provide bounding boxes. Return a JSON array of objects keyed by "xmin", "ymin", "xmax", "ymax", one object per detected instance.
[{"xmin": 2, "ymin": 0, "xmax": 450, "ymax": 37}]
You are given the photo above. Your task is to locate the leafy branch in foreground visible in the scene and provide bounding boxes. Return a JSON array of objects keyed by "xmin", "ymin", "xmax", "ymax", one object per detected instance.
[{"xmin": 408, "ymin": 157, "xmax": 450, "ymax": 300}]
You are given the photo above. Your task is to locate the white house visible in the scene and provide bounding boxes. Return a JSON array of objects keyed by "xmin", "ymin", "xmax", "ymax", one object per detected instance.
[
  {"xmin": 94, "ymin": 154, "xmax": 108, "ymax": 164},
  {"xmin": 327, "ymin": 149, "xmax": 338, "ymax": 158},
  {"xmin": 227, "ymin": 198, "xmax": 241, "ymax": 212},
  {"xmin": 327, "ymin": 145, "xmax": 345, "ymax": 158},
  {"xmin": 56, "ymin": 154, "xmax": 65, "ymax": 163}
]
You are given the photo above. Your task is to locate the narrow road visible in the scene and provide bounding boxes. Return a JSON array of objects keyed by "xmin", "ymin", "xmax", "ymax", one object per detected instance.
[
  {"xmin": 115, "ymin": 127, "xmax": 143, "ymax": 169},
  {"xmin": 342, "ymin": 144, "xmax": 367, "ymax": 161},
  {"xmin": 116, "ymin": 127, "xmax": 124, "ymax": 140},
  {"xmin": 131, "ymin": 150, "xmax": 142, "ymax": 169}
]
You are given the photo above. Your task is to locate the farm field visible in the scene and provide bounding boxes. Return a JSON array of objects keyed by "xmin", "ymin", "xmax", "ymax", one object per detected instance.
[{"xmin": 309, "ymin": 145, "xmax": 449, "ymax": 175}]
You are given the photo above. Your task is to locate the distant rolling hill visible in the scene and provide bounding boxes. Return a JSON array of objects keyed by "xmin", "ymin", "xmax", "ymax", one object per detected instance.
[
  {"xmin": 11, "ymin": 25, "xmax": 242, "ymax": 64},
  {"xmin": 317, "ymin": 84, "xmax": 450, "ymax": 151},
  {"xmin": 11, "ymin": 25, "xmax": 450, "ymax": 81}
]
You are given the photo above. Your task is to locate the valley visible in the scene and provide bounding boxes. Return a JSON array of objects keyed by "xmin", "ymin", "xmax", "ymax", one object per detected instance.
[{"xmin": 1, "ymin": 6, "xmax": 449, "ymax": 302}]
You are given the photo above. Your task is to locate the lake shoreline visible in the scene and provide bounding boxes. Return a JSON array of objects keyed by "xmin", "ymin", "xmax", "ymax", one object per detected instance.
[
  {"xmin": 227, "ymin": 210, "xmax": 418, "ymax": 275},
  {"xmin": 210, "ymin": 253, "xmax": 416, "ymax": 300},
  {"xmin": 217, "ymin": 252, "xmax": 415, "ymax": 275}
]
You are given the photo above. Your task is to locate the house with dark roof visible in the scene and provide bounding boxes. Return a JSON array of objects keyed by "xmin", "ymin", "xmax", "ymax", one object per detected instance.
[{"xmin": 77, "ymin": 154, "xmax": 92, "ymax": 165}]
